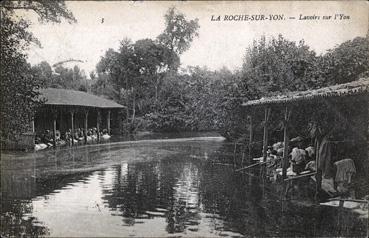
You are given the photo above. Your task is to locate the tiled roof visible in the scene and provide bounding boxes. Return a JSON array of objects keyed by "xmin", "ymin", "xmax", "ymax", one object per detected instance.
[{"xmin": 39, "ymin": 88, "xmax": 125, "ymax": 109}]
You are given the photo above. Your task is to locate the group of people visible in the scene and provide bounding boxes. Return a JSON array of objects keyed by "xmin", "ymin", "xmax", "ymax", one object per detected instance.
[
  {"xmin": 64, "ymin": 127, "xmax": 110, "ymax": 144},
  {"xmin": 264, "ymin": 133, "xmax": 357, "ymax": 198},
  {"xmin": 264, "ymin": 136, "xmax": 316, "ymax": 180},
  {"xmin": 34, "ymin": 128, "xmax": 111, "ymax": 151}
]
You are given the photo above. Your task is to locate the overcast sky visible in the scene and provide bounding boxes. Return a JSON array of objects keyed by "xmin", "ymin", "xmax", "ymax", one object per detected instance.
[{"xmin": 21, "ymin": 1, "xmax": 368, "ymax": 76}]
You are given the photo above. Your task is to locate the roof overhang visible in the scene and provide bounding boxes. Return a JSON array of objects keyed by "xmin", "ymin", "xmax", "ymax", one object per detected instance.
[
  {"xmin": 242, "ymin": 78, "xmax": 369, "ymax": 108},
  {"xmin": 38, "ymin": 88, "xmax": 126, "ymax": 109}
]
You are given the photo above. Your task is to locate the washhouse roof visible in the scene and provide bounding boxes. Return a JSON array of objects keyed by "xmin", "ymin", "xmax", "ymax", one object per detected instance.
[
  {"xmin": 242, "ymin": 78, "xmax": 369, "ymax": 107},
  {"xmin": 39, "ymin": 88, "xmax": 125, "ymax": 109}
]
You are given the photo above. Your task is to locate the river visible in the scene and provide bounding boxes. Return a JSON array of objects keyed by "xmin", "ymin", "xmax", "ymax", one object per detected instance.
[{"xmin": 1, "ymin": 135, "xmax": 367, "ymax": 237}]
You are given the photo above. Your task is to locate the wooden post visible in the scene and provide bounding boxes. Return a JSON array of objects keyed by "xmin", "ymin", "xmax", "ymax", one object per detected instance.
[
  {"xmin": 52, "ymin": 110, "xmax": 57, "ymax": 148},
  {"xmin": 97, "ymin": 109, "xmax": 101, "ymax": 142},
  {"xmin": 233, "ymin": 142, "xmax": 237, "ymax": 168},
  {"xmin": 315, "ymin": 135, "xmax": 322, "ymax": 202},
  {"xmin": 84, "ymin": 109, "xmax": 89, "ymax": 144},
  {"xmin": 262, "ymin": 107, "xmax": 271, "ymax": 162},
  {"xmin": 282, "ymin": 106, "xmax": 291, "ymax": 179},
  {"xmin": 119, "ymin": 109, "xmax": 124, "ymax": 135},
  {"xmin": 30, "ymin": 119, "xmax": 35, "ymax": 133},
  {"xmin": 248, "ymin": 114, "xmax": 254, "ymax": 163},
  {"xmin": 70, "ymin": 111, "xmax": 75, "ymax": 146},
  {"xmin": 59, "ymin": 109, "xmax": 64, "ymax": 134},
  {"xmin": 107, "ymin": 110, "xmax": 111, "ymax": 135}
]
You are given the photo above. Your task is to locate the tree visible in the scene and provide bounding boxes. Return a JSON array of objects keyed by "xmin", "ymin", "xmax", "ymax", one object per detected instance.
[
  {"xmin": 30, "ymin": 61, "xmax": 53, "ymax": 87},
  {"xmin": 0, "ymin": 1, "xmax": 75, "ymax": 140},
  {"xmin": 145, "ymin": 67, "xmax": 240, "ymax": 133},
  {"xmin": 95, "ymin": 39, "xmax": 179, "ymax": 128},
  {"xmin": 320, "ymin": 37, "xmax": 369, "ymax": 85},
  {"xmin": 53, "ymin": 64, "xmax": 87, "ymax": 90},
  {"xmin": 242, "ymin": 35, "xmax": 319, "ymax": 94},
  {"xmin": 1, "ymin": 1, "xmax": 75, "ymax": 24},
  {"xmin": 210, "ymin": 69, "xmax": 257, "ymax": 140},
  {"xmin": 133, "ymin": 39, "xmax": 179, "ymax": 105},
  {"xmin": 157, "ymin": 7, "xmax": 200, "ymax": 55},
  {"xmin": 145, "ymin": 72, "xmax": 191, "ymax": 131},
  {"xmin": 93, "ymin": 7, "xmax": 199, "ymax": 133}
]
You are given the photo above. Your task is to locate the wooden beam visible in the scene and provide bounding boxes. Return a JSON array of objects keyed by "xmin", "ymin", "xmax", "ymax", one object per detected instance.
[
  {"xmin": 84, "ymin": 109, "xmax": 89, "ymax": 144},
  {"xmin": 235, "ymin": 161, "xmax": 268, "ymax": 172},
  {"xmin": 30, "ymin": 119, "xmax": 35, "ymax": 133},
  {"xmin": 262, "ymin": 107, "xmax": 271, "ymax": 162},
  {"xmin": 248, "ymin": 114, "xmax": 254, "ymax": 163},
  {"xmin": 282, "ymin": 106, "xmax": 291, "ymax": 179},
  {"xmin": 59, "ymin": 108, "xmax": 64, "ymax": 133},
  {"xmin": 119, "ymin": 109, "xmax": 124, "ymax": 134},
  {"xmin": 97, "ymin": 109, "xmax": 101, "ymax": 142},
  {"xmin": 327, "ymin": 198, "xmax": 368, "ymax": 203},
  {"xmin": 52, "ymin": 110, "xmax": 57, "ymax": 148},
  {"xmin": 283, "ymin": 172, "xmax": 316, "ymax": 181},
  {"xmin": 211, "ymin": 163, "xmax": 234, "ymax": 166},
  {"xmin": 70, "ymin": 111, "xmax": 75, "ymax": 146},
  {"xmin": 107, "ymin": 110, "xmax": 111, "ymax": 135}
]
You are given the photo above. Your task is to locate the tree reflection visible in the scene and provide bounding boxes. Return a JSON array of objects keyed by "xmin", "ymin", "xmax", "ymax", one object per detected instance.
[
  {"xmin": 2, "ymin": 140, "xmax": 366, "ymax": 237},
  {"xmin": 100, "ymin": 147, "xmax": 207, "ymax": 234},
  {"xmin": 1, "ymin": 199, "xmax": 50, "ymax": 237},
  {"xmin": 1, "ymin": 155, "xmax": 49, "ymax": 237}
]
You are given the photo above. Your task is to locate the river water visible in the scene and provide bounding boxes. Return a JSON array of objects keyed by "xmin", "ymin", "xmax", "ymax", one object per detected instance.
[{"xmin": 1, "ymin": 136, "xmax": 367, "ymax": 237}]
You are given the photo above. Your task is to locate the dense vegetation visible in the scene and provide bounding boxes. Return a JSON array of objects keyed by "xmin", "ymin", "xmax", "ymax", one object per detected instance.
[
  {"xmin": 92, "ymin": 31, "xmax": 369, "ymax": 139},
  {"xmin": 0, "ymin": 0, "xmax": 76, "ymax": 141},
  {"xmin": 1, "ymin": 3, "xmax": 369, "ymax": 142}
]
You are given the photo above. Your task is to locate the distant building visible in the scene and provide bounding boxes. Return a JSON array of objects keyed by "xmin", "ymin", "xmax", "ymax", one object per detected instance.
[{"xmin": 6, "ymin": 88, "xmax": 126, "ymax": 150}]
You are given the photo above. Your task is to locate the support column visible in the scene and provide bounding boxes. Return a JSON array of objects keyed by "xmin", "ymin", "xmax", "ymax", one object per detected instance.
[
  {"xmin": 97, "ymin": 109, "xmax": 101, "ymax": 142},
  {"xmin": 84, "ymin": 109, "xmax": 89, "ymax": 144},
  {"xmin": 248, "ymin": 114, "xmax": 254, "ymax": 163},
  {"xmin": 52, "ymin": 110, "xmax": 57, "ymax": 148},
  {"xmin": 30, "ymin": 119, "xmax": 35, "ymax": 133},
  {"xmin": 262, "ymin": 107, "xmax": 271, "ymax": 162},
  {"xmin": 59, "ymin": 109, "xmax": 64, "ymax": 133},
  {"xmin": 315, "ymin": 168, "xmax": 323, "ymax": 202},
  {"xmin": 119, "ymin": 109, "xmax": 124, "ymax": 135},
  {"xmin": 70, "ymin": 111, "xmax": 75, "ymax": 146},
  {"xmin": 107, "ymin": 110, "xmax": 111, "ymax": 135},
  {"xmin": 282, "ymin": 106, "xmax": 291, "ymax": 179}
]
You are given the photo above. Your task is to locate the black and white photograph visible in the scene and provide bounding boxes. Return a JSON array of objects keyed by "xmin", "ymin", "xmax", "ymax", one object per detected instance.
[{"xmin": 1, "ymin": 1, "xmax": 368, "ymax": 237}]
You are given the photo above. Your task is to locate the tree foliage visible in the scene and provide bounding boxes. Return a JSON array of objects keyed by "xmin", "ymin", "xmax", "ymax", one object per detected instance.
[
  {"xmin": 321, "ymin": 37, "xmax": 369, "ymax": 85},
  {"xmin": 157, "ymin": 7, "xmax": 199, "ymax": 55},
  {"xmin": 242, "ymin": 35, "xmax": 319, "ymax": 94},
  {"xmin": 1, "ymin": 0, "xmax": 76, "ymax": 24},
  {"xmin": 94, "ymin": 8, "xmax": 199, "ymax": 132},
  {"xmin": 96, "ymin": 39, "xmax": 178, "ymax": 121},
  {"xmin": 94, "ymin": 29, "xmax": 369, "ymax": 139},
  {"xmin": 216, "ymin": 35, "xmax": 369, "ymax": 140},
  {"xmin": 0, "ymin": 1, "xmax": 75, "ymax": 140},
  {"xmin": 30, "ymin": 61, "xmax": 88, "ymax": 91},
  {"xmin": 242, "ymin": 35, "xmax": 369, "ymax": 96}
]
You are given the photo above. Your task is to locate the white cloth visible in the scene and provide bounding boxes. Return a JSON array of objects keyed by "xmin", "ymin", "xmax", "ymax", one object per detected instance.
[
  {"xmin": 305, "ymin": 146, "xmax": 315, "ymax": 157},
  {"xmin": 334, "ymin": 158, "xmax": 356, "ymax": 183},
  {"xmin": 290, "ymin": 147, "xmax": 306, "ymax": 164}
]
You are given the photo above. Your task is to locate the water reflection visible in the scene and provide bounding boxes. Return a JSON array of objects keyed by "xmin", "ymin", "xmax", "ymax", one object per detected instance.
[{"xmin": 1, "ymin": 139, "xmax": 367, "ymax": 237}]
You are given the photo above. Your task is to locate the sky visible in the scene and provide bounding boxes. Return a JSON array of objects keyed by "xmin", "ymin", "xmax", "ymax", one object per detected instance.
[{"xmin": 20, "ymin": 1, "xmax": 368, "ymax": 77}]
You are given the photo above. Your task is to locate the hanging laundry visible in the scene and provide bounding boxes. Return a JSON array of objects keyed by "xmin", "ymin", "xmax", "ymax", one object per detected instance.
[
  {"xmin": 334, "ymin": 158, "xmax": 356, "ymax": 184},
  {"xmin": 334, "ymin": 158, "xmax": 356, "ymax": 193},
  {"xmin": 316, "ymin": 135, "xmax": 333, "ymax": 179},
  {"xmin": 305, "ymin": 146, "xmax": 315, "ymax": 158},
  {"xmin": 305, "ymin": 160, "xmax": 316, "ymax": 172}
]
